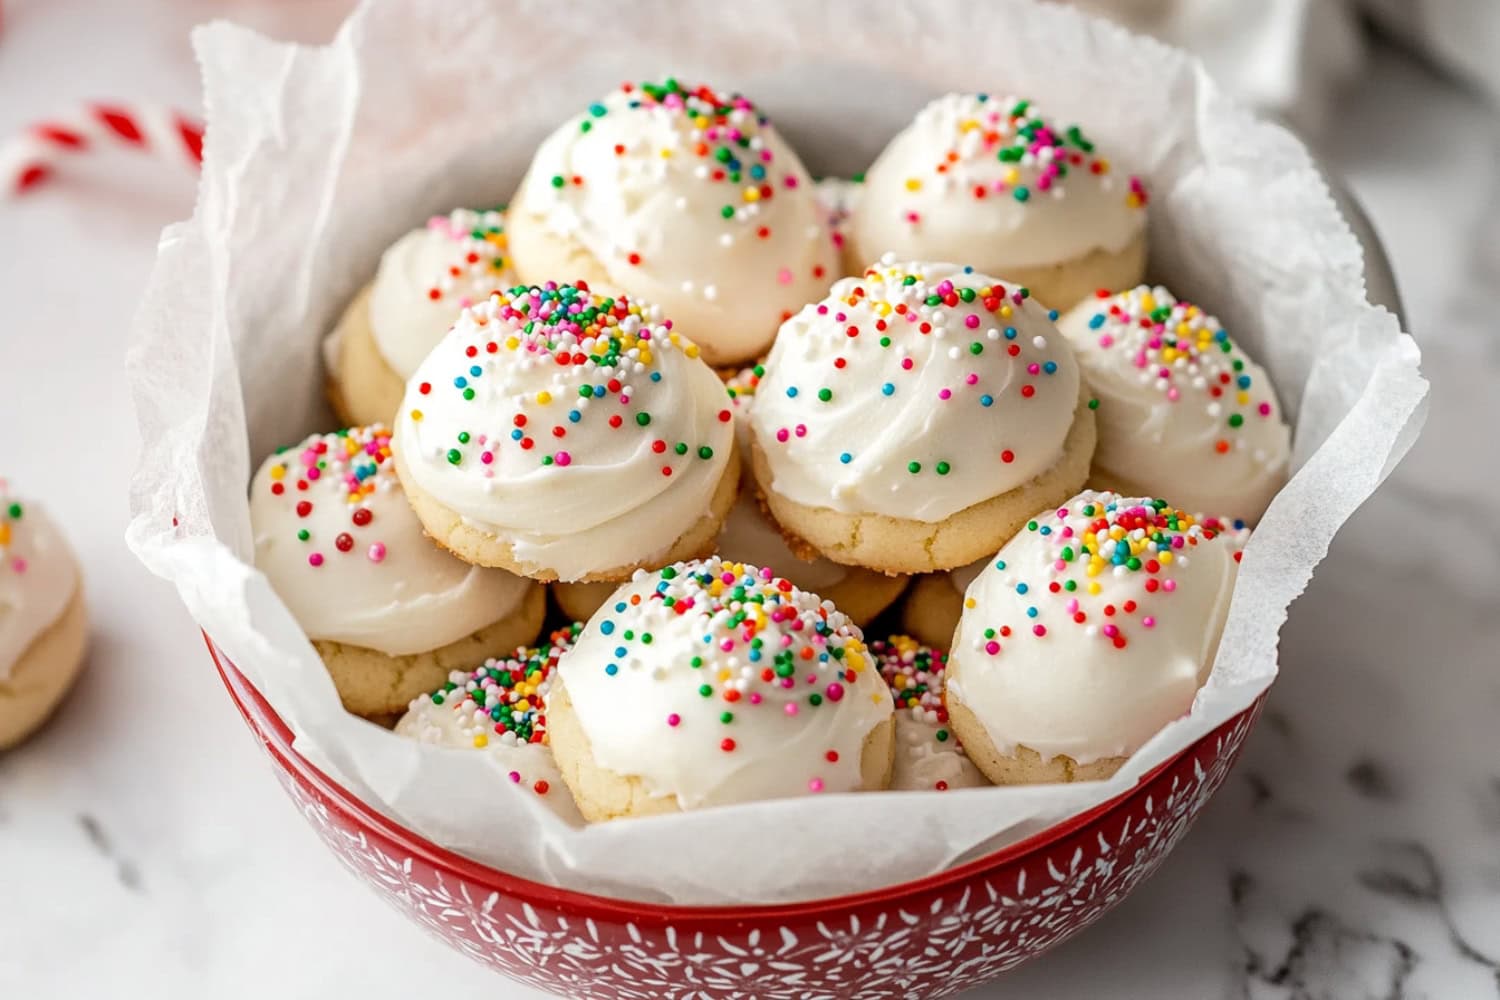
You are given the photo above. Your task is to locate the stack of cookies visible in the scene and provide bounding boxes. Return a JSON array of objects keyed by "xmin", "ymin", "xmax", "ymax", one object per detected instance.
[{"xmin": 251, "ymin": 80, "xmax": 1291, "ymax": 820}]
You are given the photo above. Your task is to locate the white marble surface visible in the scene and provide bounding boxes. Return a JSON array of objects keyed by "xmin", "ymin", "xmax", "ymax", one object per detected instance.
[{"xmin": 1, "ymin": 4, "xmax": 1496, "ymax": 998}]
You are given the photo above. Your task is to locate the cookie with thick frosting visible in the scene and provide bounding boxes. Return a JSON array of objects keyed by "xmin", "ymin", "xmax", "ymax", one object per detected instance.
[
  {"xmin": 749, "ymin": 259, "xmax": 1095, "ymax": 573},
  {"xmin": 849, "ymin": 94, "xmax": 1147, "ymax": 311},
  {"xmin": 251, "ymin": 425, "xmax": 545, "ymax": 717},
  {"xmin": 392, "ymin": 283, "xmax": 739, "ymax": 582},
  {"xmin": 548, "ymin": 557, "xmax": 895, "ymax": 820},
  {"xmin": 872, "ymin": 636, "xmax": 988, "ymax": 792},
  {"xmin": 946, "ymin": 491, "xmax": 1243, "ymax": 784},
  {"xmin": 506, "ymin": 79, "xmax": 837, "ymax": 366},
  {"xmin": 326, "ymin": 208, "xmax": 518, "ymax": 426},
  {"xmin": 0, "ymin": 483, "xmax": 88, "ymax": 749},
  {"xmin": 396, "ymin": 623, "xmax": 583, "ymax": 822},
  {"xmin": 1057, "ymin": 286, "xmax": 1291, "ymax": 522}
]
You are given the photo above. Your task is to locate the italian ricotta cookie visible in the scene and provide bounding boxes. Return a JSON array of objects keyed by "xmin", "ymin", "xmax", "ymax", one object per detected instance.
[
  {"xmin": 872, "ymin": 636, "xmax": 988, "ymax": 792},
  {"xmin": 251, "ymin": 426, "xmax": 545, "ymax": 718},
  {"xmin": 946, "ymin": 491, "xmax": 1243, "ymax": 785},
  {"xmin": 0, "ymin": 485, "xmax": 87, "ymax": 749},
  {"xmin": 393, "ymin": 283, "xmax": 739, "ymax": 582},
  {"xmin": 849, "ymin": 94, "xmax": 1148, "ymax": 311},
  {"xmin": 899, "ymin": 557, "xmax": 988, "ymax": 651},
  {"xmin": 549, "ymin": 557, "xmax": 895, "ymax": 821},
  {"xmin": 506, "ymin": 79, "xmax": 837, "ymax": 366},
  {"xmin": 326, "ymin": 208, "xmax": 518, "ymax": 427},
  {"xmin": 1057, "ymin": 286, "xmax": 1291, "ymax": 522},
  {"xmin": 749, "ymin": 259, "xmax": 1096, "ymax": 574},
  {"xmin": 397, "ymin": 623, "xmax": 583, "ymax": 822}
]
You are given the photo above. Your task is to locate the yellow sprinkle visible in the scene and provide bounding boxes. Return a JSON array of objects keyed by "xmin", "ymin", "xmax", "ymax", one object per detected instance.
[
  {"xmin": 1000, "ymin": 305, "xmax": 1012, "ymax": 318},
  {"xmin": 904, "ymin": 178, "xmax": 922, "ymax": 192},
  {"xmin": 410, "ymin": 409, "xmax": 424, "ymax": 422},
  {"xmin": 717, "ymin": 669, "xmax": 732, "ymax": 683},
  {"xmin": 964, "ymin": 597, "xmax": 976, "ymax": 609},
  {"xmin": 536, "ymin": 391, "xmax": 552, "ymax": 405},
  {"xmin": 0, "ymin": 524, "xmax": 10, "ymax": 546},
  {"xmin": 1004, "ymin": 168, "xmax": 1020, "ymax": 186},
  {"xmin": 1159, "ymin": 551, "xmax": 1174, "ymax": 564},
  {"xmin": 684, "ymin": 343, "xmax": 700, "ymax": 359},
  {"xmin": 1236, "ymin": 391, "xmax": 1250, "ymax": 405},
  {"xmin": 743, "ymin": 187, "xmax": 760, "ymax": 203},
  {"xmin": 659, "ymin": 148, "xmax": 672, "ymax": 159},
  {"xmin": 269, "ymin": 465, "xmax": 286, "ymax": 481},
  {"xmin": 472, "ymin": 734, "xmax": 489, "ymax": 749},
  {"xmin": 505, "ymin": 336, "xmax": 520, "ymax": 351},
  {"xmin": 1088, "ymin": 581, "xmax": 1102, "ymax": 595}
]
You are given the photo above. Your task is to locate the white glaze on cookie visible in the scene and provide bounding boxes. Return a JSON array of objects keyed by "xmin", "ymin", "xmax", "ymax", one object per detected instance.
[
  {"xmin": 366, "ymin": 208, "xmax": 517, "ymax": 379},
  {"xmin": 393, "ymin": 284, "xmax": 735, "ymax": 581},
  {"xmin": 949, "ymin": 491, "xmax": 1242, "ymax": 765},
  {"xmin": 1057, "ymin": 286, "xmax": 1291, "ymax": 522},
  {"xmin": 750, "ymin": 259, "xmax": 1082, "ymax": 521},
  {"xmin": 250, "ymin": 426, "xmax": 533, "ymax": 656},
  {"xmin": 558, "ymin": 557, "xmax": 893, "ymax": 809},
  {"xmin": 0, "ymin": 485, "xmax": 79, "ymax": 677},
  {"xmin": 852, "ymin": 93, "xmax": 1147, "ymax": 271},
  {"xmin": 509, "ymin": 79, "xmax": 836, "ymax": 363},
  {"xmin": 873, "ymin": 636, "xmax": 988, "ymax": 792}
]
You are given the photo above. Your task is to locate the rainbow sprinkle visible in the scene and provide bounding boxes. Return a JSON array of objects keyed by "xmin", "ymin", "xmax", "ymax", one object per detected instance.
[
  {"xmin": 419, "ymin": 207, "xmax": 513, "ymax": 308},
  {"xmin": 421, "ymin": 623, "xmax": 580, "ymax": 751},
  {"xmin": 872, "ymin": 634, "xmax": 974, "ymax": 791},
  {"xmin": 0, "ymin": 488, "xmax": 25, "ymax": 576},
  {"xmin": 264, "ymin": 426, "xmax": 395, "ymax": 569}
]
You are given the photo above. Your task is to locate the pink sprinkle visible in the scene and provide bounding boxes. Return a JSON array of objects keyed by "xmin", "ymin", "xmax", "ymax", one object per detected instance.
[
  {"xmin": 794, "ymin": 424, "xmax": 807, "ymax": 438},
  {"xmin": 480, "ymin": 451, "xmax": 494, "ymax": 464},
  {"xmin": 966, "ymin": 373, "xmax": 979, "ymax": 385},
  {"xmin": 825, "ymin": 683, "xmax": 845, "ymax": 702},
  {"xmin": 12, "ymin": 558, "xmax": 28, "ymax": 574},
  {"xmin": 1166, "ymin": 387, "xmax": 1181, "ymax": 402},
  {"xmin": 777, "ymin": 267, "xmax": 793, "ymax": 285},
  {"xmin": 984, "ymin": 640, "xmax": 1001, "ymax": 655},
  {"xmin": 1171, "ymin": 536, "xmax": 1185, "ymax": 549},
  {"xmin": 776, "ymin": 428, "xmax": 790, "ymax": 443},
  {"xmin": 368, "ymin": 542, "xmax": 386, "ymax": 563},
  {"xmin": 308, "ymin": 553, "xmax": 324, "ymax": 567},
  {"xmin": 1259, "ymin": 402, "xmax": 1272, "ymax": 416},
  {"xmin": 1099, "ymin": 334, "xmax": 1115, "ymax": 348},
  {"xmin": 1102, "ymin": 624, "xmax": 1119, "ymax": 638},
  {"xmin": 1142, "ymin": 616, "xmax": 1156, "ymax": 628},
  {"xmin": 748, "ymin": 692, "xmax": 762, "ymax": 705},
  {"xmin": 784, "ymin": 702, "xmax": 799, "ymax": 716},
  {"xmin": 555, "ymin": 451, "xmax": 572, "ymax": 467},
  {"xmin": 938, "ymin": 388, "xmax": 952, "ymax": 400},
  {"xmin": 508, "ymin": 771, "xmax": 522, "ymax": 783},
  {"xmin": 808, "ymin": 778, "xmax": 824, "ymax": 793},
  {"xmin": 964, "ymin": 314, "xmax": 980, "ymax": 329},
  {"xmin": 720, "ymin": 638, "xmax": 735, "ymax": 652},
  {"xmin": 901, "ymin": 358, "xmax": 914, "ymax": 370},
  {"xmin": 1162, "ymin": 579, "xmax": 1177, "ymax": 592},
  {"xmin": 1027, "ymin": 363, "xmax": 1040, "ymax": 375},
  {"xmin": 307, "ymin": 467, "xmax": 321, "ymax": 481},
  {"xmin": 666, "ymin": 713, "xmax": 681, "ymax": 727},
  {"xmin": 1033, "ymin": 624, "xmax": 1047, "ymax": 637},
  {"xmin": 619, "ymin": 394, "xmax": 630, "ymax": 405}
]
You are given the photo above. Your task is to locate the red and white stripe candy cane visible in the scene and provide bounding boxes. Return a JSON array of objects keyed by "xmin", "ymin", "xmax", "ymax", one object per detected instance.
[{"xmin": 1, "ymin": 103, "xmax": 204, "ymax": 198}]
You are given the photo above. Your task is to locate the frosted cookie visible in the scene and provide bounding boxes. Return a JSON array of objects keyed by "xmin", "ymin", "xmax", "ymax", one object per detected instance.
[
  {"xmin": 326, "ymin": 208, "xmax": 517, "ymax": 427},
  {"xmin": 251, "ymin": 426, "xmax": 545, "ymax": 718},
  {"xmin": 1057, "ymin": 286, "xmax": 1291, "ymax": 522},
  {"xmin": 872, "ymin": 636, "xmax": 988, "ymax": 792},
  {"xmin": 899, "ymin": 557, "xmax": 988, "ymax": 651},
  {"xmin": 749, "ymin": 259, "xmax": 1095, "ymax": 574},
  {"xmin": 0, "ymin": 485, "xmax": 87, "ymax": 749},
  {"xmin": 946, "ymin": 491, "xmax": 1243, "ymax": 784},
  {"xmin": 549, "ymin": 557, "xmax": 895, "ymax": 821},
  {"xmin": 849, "ymin": 94, "xmax": 1147, "ymax": 311},
  {"xmin": 396, "ymin": 624, "xmax": 583, "ymax": 821},
  {"xmin": 506, "ymin": 79, "xmax": 837, "ymax": 366},
  {"xmin": 393, "ymin": 283, "xmax": 739, "ymax": 582}
]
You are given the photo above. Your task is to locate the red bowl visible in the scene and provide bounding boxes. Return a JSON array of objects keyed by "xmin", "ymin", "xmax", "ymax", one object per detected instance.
[{"xmin": 208, "ymin": 633, "xmax": 1261, "ymax": 998}]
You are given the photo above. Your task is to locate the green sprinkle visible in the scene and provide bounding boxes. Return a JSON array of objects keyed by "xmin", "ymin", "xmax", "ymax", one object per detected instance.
[
  {"xmin": 907, "ymin": 461, "xmax": 921, "ymax": 474},
  {"xmin": 635, "ymin": 412, "xmax": 651, "ymax": 426},
  {"xmin": 935, "ymin": 461, "xmax": 950, "ymax": 476},
  {"xmin": 550, "ymin": 175, "xmax": 565, "ymax": 188},
  {"xmin": 446, "ymin": 449, "xmax": 462, "ymax": 465},
  {"xmin": 698, "ymin": 446, "xmax": 714, "ymax": 460},
  {"xmin": 817, "ymin": 388, "xmax": 833, "ymax": 402}
]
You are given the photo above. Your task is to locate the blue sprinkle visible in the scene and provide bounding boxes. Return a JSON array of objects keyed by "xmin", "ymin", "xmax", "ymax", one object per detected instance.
[
  {"xmin": 568, "ymin": 409, "xmax": 582, "ymax": 423},
  {"xmin": 994, "ymin": 560, "xmax": 1007, "ymax": 571},
  {"xmin": 614, "ymin": 601, "xmax": 627, "ymax": 613},
  {"xmin": 839, "ymin": 452, "xmax": 852, "ymax": 464},
  {"xmin": 588, "ymin": 102, "xmax": 606, "ymax": 117},
  {"xmin": 510, "ymin": 428, "xmax": 523, "ymax": 441},
  {"xmin": 748, "ymin": 649, "xmax": 762, "ymax": 662},
  {"xmin": 1004, "ymin": 327, "xmax": 1018, "ymax": 339},
  {"xmin": 469, "ymin": 365, "xmax": 482, "ymax": 377},
  {"xmin": 1040, "ymin": 525, "xmax": 1052, "ymax": 535},
  {"xmin": 749, "ymin": 164, "xmax": 766, "ymax": 180},
  {"xmin": 1043, "ymin": 361, "xmax": 1057, "ymax": 374},
  {"xmin": 1237, "ymin": 375, "xmax": 1252, "ymax": 389},
  {"xmin": 962, "ymin": 265, "xmax": 975, "ymax": 273},
  {"xmin": 650, "ymin": 371, "xmax": 662, "ymax": 382},
  {"xmin": 881, "ymin": 382, "xmax": 895, "ymax": 396},
  {"xmin": 1088, "ymin": 314, "xmax": 1106, "ymax": 329},
  {"xmin": 614, "ymin": 646, "xmax": 627, "ymax": 658},
  {"xmin": 980, "ymin": 394, "xmax": 993, "ymax": 407},
  {"xmin": 454, "ymin": 376, "xmax": 468, "ymax": 388},
  {"xmin": 1026, "ymin": 607, "xmax": 1038, "ymax": 618},
  {"xmin": 1016, "ymin": 583, "xmax": 1029, "ymax": 594},
  {"xmin": 605, "ymin": 664, "xmax": 619, "ymax": 676},
  {"xmin": 1047, "ymin": 309, "xmax": 1059, "ymax": 321},
  {"xmin": 600, "ymin": 620, "xmax": 615, "ymax": 635},
  {"xmin": 786, "ymin": 386, "xmax": 799, "ymax": 398}
]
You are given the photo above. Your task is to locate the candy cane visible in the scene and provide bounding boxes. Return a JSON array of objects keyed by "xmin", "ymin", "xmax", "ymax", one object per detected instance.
[{"xmin": 0, "ymin": 103, "xmax": 204, "ymax": 198}]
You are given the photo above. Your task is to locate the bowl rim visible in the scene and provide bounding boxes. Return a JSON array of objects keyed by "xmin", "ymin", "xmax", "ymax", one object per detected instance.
[{"xmin": 208, "ymin": 630, "xmax": 1258, "ymax": 922}]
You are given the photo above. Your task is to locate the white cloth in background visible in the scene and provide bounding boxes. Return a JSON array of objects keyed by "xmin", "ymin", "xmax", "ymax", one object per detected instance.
[{"xmin": 1065, "ymin": 0, "xmax": 1498, "ymax": 133}]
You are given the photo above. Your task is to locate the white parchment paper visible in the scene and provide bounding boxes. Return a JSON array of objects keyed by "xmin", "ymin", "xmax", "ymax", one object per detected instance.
[{"xmin": 125, "ymin": 0, "xmax": 1427, "ymax": 905}]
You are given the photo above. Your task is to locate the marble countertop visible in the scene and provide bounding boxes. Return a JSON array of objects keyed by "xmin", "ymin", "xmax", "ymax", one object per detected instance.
[{"xmin": 1, "ymin": 4, "xmax": 1496, "ymax": 997}]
